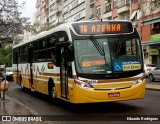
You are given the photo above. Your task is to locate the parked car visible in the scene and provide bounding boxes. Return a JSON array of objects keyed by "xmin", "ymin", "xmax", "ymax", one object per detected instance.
[
  {"xmin": 148, "ymin": 65, "xmax": 160, "ymax": 81},
  {"xmin": 4, "ymin": 67, "xmax": 13, "ymax": 81},
  {"xmin": 144, "ymin": 64, "xmax": 157, "ymax": 77}
]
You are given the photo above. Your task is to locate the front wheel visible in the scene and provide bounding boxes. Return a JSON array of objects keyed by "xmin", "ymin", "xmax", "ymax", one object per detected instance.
[
  {"xmin": 48, "ymin": 83, "xmax": 57, "ymax": 103},
  {"xmin": 149, "ymin": 74, "xmax": 155, "ymax": 82}
]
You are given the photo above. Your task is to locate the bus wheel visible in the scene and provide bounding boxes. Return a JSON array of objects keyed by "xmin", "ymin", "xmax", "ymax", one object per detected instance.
[
  {"xmin": 149, "ymin": 74, "xmax": 155, "ymax": 82},
  {"xmin": 48, "ymin": 81, "xmax": 57, "ymax": 103},
  {"xmin": 20, "ymin": 75, "xmax": 25, "ymax": 91}
]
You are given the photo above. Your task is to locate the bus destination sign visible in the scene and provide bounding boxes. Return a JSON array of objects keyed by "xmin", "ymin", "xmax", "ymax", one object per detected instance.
[{"xmin": 72, "ymin": 21, "xmax": 133, "ymax": 35}]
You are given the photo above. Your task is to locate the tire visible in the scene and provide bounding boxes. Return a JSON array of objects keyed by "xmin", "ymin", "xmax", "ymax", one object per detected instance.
[
  {"xmin": 149, "ymin": 74, "xmax": 155, "ymax": 82},
  {"xmin": 20, "ymin": 75, "xmax": 26, "ymax": 91},
  {"xmin": 48, "ymin": 80, "xmax": 57, "ymax": 103}
]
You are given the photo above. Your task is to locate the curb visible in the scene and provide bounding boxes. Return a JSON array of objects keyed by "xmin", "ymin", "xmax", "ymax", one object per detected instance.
[
  {"xmin": 146, "ymin": 88, "xmax": 160, "ymax": 91},
  {"xmin": 10, "ymin": 96, "xmax": 38, "ymax": 115},
  {"xmin": 5, "ymin": 95, "xmax": 53, "ymax": 124}
]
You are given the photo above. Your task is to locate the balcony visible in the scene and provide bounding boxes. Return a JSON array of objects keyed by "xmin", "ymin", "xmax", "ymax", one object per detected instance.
[
  {"xmin": 104, "ymin": 0, "xmax": 111, "ymax": 2},
  {"xmin": 103, "ymin": 4, "xmax": 111, "ymax": 14},
  {"xmin": 89, "ymin": 14, "xmax": 94, "ymax": 19},
  {"xmin": 56, "ymin": 6, "xmax": 62, "ymax": 15},
  {"xmin": 36, "ymin": 11, "xmax": 41, "ymax": 17},
  {"xmin": 56, "ymin": 6, "xmax": 62, "ymax": 11},
  {"xmin": 56, "ymin": 0, "xmax": 60, "ymax": 3},
  {"xmin": 40, "ymin": 2, "xmax": 47, "ymax": 8},
  {"xmin": 117, "ymin": 0, "xmax": 130, "ymax": 14},
  {"xmin": 90, "ymin": 0, "xmax": 94, "ymax": 6},
  {"xmin": 36, "ymin": 1, "xmax": 41, "ymax": 8},
  {"xmin": 103, "ymin": 11, "xmax": 112, "ymax": 19}
]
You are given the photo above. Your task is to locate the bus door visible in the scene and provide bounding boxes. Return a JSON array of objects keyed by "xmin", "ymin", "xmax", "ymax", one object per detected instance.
[
  {"xmin": 60, "ymin": 47, "xmax": 68, "ymax": 99},
  {"xmin": 15, "ymin": 51, "xmax": 19, "ymax": 84},
  {"xmin": 28, "ymin": 47, "xmax": 34, "ymax": 89}
]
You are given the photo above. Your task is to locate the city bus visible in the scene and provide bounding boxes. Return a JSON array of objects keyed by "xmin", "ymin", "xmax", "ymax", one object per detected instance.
[{"xmin": 12, "ymin": 20, "xmax": 145, "ymax": 103}]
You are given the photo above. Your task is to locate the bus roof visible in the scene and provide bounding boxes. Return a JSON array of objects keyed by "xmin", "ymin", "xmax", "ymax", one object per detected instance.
[{"xmin": 13, "ymin": 23, "xmax": 70, "ymax": 48}]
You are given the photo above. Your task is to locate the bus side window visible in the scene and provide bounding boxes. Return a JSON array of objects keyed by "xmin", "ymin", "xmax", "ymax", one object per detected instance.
[
  {"xmin": 47, "ymin": 35, "xmax": 56, "ymax": 47},
  {"xmin": 39, "ymin": 38, "xmax": 46, "ymax": 49},
  {"xmin": 47, "ymin": 49, "xmax": 55, "ymax": 60}
]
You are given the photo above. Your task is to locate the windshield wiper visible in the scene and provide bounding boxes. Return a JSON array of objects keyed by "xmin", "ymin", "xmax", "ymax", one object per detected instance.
[
  {"xmin": 90, "ymin": 36, "xmax": 105, "ymax": 56},
  {"xmin": 113, "ymin": 36, "xmax": 123, "ymax": 61},
  {"xmin": 89, "ymin": 36, "xmax": 107, "ymax": 65}
]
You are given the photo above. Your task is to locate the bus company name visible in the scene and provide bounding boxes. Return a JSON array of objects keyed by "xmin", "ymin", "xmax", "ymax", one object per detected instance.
[{"xmin": 80, "ymin": 24, "xmax": 121, "ymax": 34}]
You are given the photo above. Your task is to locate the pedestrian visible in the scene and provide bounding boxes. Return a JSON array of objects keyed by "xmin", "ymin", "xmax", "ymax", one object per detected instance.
[{"xmin": 2, "ymin": 70, "xmax": 5, "ymax": 81}]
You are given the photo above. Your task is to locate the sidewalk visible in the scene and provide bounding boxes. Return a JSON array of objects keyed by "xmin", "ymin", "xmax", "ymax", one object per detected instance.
[
  {"xmin": 0, "ymin": 95, "xmax": 51, "ymax": 124},
  {"xmin": 0, "ymin": 93, "xmax": 52, "ymax": 124},
  {"xmin": 146, "ymin": 82, "xmax": 160, "ymax": 91},
  {"xmin": 0, "ymin": 83, "xmax": 159, "ymax": 123}
]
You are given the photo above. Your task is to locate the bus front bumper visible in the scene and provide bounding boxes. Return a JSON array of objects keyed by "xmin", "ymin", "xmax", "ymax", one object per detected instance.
[{"xmin": 69, "ymin": 80, "xmax": 146, "ymax": 104}]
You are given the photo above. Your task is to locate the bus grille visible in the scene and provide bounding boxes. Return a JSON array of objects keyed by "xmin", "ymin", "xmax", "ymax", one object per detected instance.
[{"xmin": 94, "ymin": 86, "xmax": 131, "ymax": 90}]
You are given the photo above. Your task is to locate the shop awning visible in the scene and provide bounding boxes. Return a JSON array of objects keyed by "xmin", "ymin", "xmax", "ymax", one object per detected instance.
[
  {"xmin": 142, "ymin": 17, "xmax": 160, "ymax": 25},
  {"xmin": 142, "ymin": 40, "xmax": 160, "ymax": 45},
  {"xmin": 150, "ymin": 34, "xmax": 160, "ymax": 41},
  {"xmin": 130, "ymin": 10, "xmax": 137, "ymax": 20}
]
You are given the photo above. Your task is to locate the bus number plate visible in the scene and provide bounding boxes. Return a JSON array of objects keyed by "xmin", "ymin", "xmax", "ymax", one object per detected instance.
[{"xmin": 108, "ymin": 92, "xmax": 120, "ymax": 98}]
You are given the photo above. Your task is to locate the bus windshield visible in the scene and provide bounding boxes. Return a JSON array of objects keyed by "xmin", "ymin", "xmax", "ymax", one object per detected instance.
[{"xmin": 74, "ymin": 36, "xmax": 142, "ymax": 74}]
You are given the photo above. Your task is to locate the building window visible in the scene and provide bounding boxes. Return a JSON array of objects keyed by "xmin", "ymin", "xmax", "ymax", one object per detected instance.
[
  {"xmin": 96, "ymin": 7, "xmax": 101, "ymax": 16},
  {"xmin": 114, "ymin": 0, "xmax": 118, "ymax": 8},
  {"xmin": 104, "ymin": 3, "xmax": 111, "ymax": 13}
]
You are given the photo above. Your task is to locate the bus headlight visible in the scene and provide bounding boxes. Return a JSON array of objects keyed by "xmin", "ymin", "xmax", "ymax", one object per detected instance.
[
  {"xmin": 74, "ymin": 80, "xmax": 94, "ymax": 89},
  {"xmin": 133, "ymin": 74, "xmax": 146, "ymax": 86},
  {"xmin": 133, "ymin": 79, "xmax": 143, "ymax": 86}
]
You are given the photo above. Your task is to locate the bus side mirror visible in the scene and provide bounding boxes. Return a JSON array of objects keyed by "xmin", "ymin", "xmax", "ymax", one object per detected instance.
[
  {"xmin": 67, "ymin": 46, "xmax": 74, "ymax": 62},
  {"xmin": 54, "ymin": 42, "xmax": 73, "ymax": 67}
]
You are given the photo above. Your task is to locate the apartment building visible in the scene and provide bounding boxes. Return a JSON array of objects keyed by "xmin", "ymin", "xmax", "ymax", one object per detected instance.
[
  {"xmin": 140, "ymin": 0, "xmax": 160, "ymax": 65},
  {"xmin": 91, "ymin": 0, "xmax": 160, "ymax": 65},
  {"xmin": 82, "ymin": 0, "xmax": 100, "ymax": 20},
  {"xmin": 48, "ymin": 0, "xmax": 63, "ymax": 26},
  {"xmin": 62, "ymin": 0, "xmax": 86, "ymax": 23},
  {"xmin": 34, "ymin": 0, "xmax": 160, "ymax": 65},
  {"xmin": 35, "ymin": 0, "xmax": 49, "ymax": 32}
]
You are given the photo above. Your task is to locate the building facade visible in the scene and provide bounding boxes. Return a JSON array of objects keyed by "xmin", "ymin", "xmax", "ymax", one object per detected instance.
[
  {"xmin": 142, "ymin": 12, "xmax": 160, "ymax": 65},
  {"xmin": 34, "ymin": 0, "xmax": 160, "ymax": 65},
  {"xmin": 35, "ymin": 0, "xmax": 49, "ymax": 32},
  {"xmin": 48, "ymin": 0, "xmax": 63, "ymax": 26},
  {"xmin": 62, "ymin": 0, "xmax": 86, "ymax": 22}
]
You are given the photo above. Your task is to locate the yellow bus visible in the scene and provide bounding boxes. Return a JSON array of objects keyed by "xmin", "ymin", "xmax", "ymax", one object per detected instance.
[{"xmin": 12, "ymin": 20, "xmax": 145, "ymax": 103}]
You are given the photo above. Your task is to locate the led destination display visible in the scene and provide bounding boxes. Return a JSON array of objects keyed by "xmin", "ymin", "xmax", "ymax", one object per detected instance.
[{"xmin": 72, "ymin": 21, "xmax": 133, "ymax": 35}]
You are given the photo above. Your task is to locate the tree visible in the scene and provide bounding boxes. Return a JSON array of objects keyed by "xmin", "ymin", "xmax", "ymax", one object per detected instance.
[
  {"xmin": 0, "ymin": 46, "xmax": 12, "ymax": 67},
  {"xmin": 138, "ymin": 0, "xmax": 160, "ymax": 18},
  {"xmin": 0, "ymin": 0, "xmax": 31, "ymax": 45}
]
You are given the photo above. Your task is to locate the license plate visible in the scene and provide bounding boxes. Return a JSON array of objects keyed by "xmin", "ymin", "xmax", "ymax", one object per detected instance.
[{"xmin": 108, "ymin": 92, "xmax": 120, "ymax": 98}]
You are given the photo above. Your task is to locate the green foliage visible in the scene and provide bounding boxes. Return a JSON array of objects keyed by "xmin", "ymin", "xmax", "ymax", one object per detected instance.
[
  {"xmin": 46, "ymin": 25, "xmax": 56, "ymax": 31},
  {"xmin": 0, "ymin": 46, "xmax": 12, "ymax": 67}
]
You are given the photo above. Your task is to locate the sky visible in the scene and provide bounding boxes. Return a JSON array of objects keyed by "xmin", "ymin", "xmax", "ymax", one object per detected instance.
[{"xmin": 17, "ymin": 0, "xmax": 36, "ymax": 24}]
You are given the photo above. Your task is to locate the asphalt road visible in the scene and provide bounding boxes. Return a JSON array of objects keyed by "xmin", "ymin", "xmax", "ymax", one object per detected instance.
[{"xmin": 6, "ymin": 81, "xmax": 160, "ymax": 124}]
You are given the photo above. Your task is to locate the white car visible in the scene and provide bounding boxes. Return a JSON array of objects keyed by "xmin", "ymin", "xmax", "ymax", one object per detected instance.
[
  {"xmin": 4, "ymin": 67, "xmax": 13, "ymax": 81},
  {"xmin": 148, "ymin": 65, "xmax": 160, "ymax": 81},
  {"xmin": 144, "ymin": 64, "xmax": 156, "ymax": 77}
]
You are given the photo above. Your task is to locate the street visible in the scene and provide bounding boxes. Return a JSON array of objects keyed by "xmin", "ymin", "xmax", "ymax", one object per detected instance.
[{"xmin": 4, "ymin": 80, "xmax": 160, "ymax": 123}]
